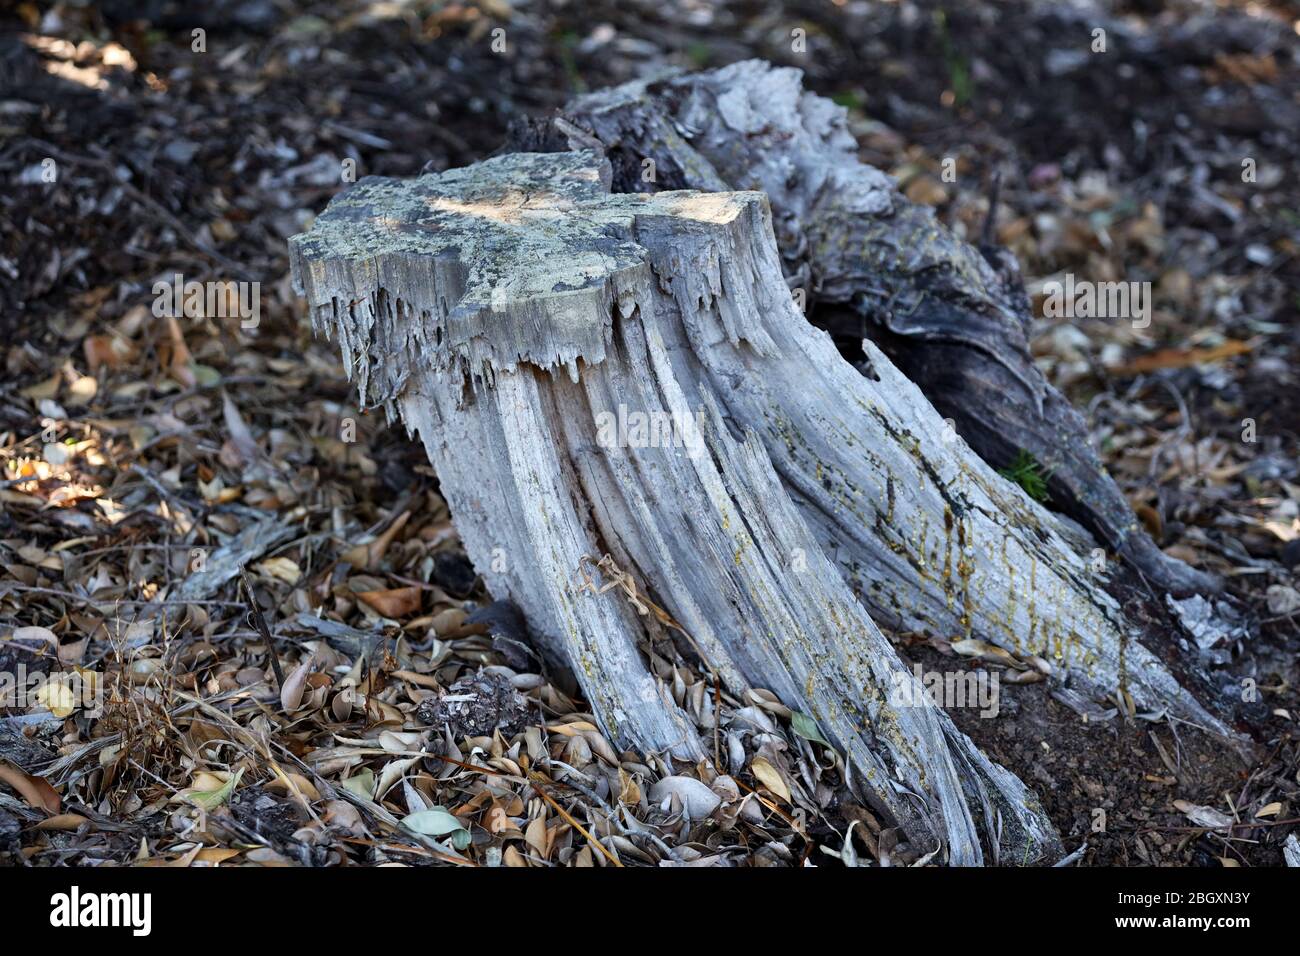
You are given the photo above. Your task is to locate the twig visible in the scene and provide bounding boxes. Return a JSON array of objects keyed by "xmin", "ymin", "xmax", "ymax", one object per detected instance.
[
  {"xmin": 239, "ymin": 570, "xmax": 285, "ymax": 692},
  {"xmin": 1053, "ymin": 841, "xmax": 1089, "ymax": 867}
]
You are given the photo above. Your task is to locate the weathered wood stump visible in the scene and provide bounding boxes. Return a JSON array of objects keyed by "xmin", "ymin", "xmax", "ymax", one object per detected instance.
[
  {"xmin": 521, "ymin": 59, "xmax": 1222, "ymax": 600},
  {"xmin": 291, "ymin": 149, "xmax": 1231, "ymax": 864}
]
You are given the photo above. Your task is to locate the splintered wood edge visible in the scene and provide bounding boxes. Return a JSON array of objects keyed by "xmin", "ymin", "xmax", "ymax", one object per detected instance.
[{"xmin": 289, "ymin": 150, "xmax": 771, "ymax": 407}]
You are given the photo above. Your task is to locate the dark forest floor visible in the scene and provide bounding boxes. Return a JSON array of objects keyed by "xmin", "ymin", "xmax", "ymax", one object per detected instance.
[{"xmin": 1, "ymin": 0, "xmax": 1298, "ymax": 867}]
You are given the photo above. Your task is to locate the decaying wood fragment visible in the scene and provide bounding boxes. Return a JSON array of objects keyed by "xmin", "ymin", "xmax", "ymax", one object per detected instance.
[
  {"xmin": 521, "ymin": 59, "xmax": 1221, "ymax": 600},
  {"xmin": 174, "ymin": 512, "xmax": 298, "ymax": 601}
]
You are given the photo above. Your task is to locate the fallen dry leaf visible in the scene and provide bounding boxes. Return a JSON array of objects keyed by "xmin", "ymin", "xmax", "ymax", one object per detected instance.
[
  {"xmin": 35, "ymin": 813, "xmax": 92, "ymax": 831},
  {"xmin": 1173, "ymin": 799, "xmax": 1234, "ymax": 829},
  {"xmin": 343, "ymin": 511, "xmax": 411, "ymax": 570},
  {"xmin": 281, "ymin": 652, "xmax": 317, "ymax": 713},
  {"xmin": 751, "ymin": 756, "xmax": 791, "ymax": 803},
  {"xmin": 0, "ymin": 760, "xmax": 61, "ymax": 813},
  {"xmin": 83, "ymin": 333, "xmax": 136, "ymax": 372},
  {"xmin": 1111, "ymin": 339, "xmax": 1252, "ymax": 376},
  {"xmin": 355, "ymin": 586, "xmax": 421, "ymax": 618},
  {"xmin": 163, "ymin": 315, "xmax": 197, "ymax": 388}
]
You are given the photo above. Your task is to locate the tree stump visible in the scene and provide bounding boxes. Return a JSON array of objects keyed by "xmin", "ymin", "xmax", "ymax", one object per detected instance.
[{"xmin": 291, "ymin": 149, "xmax": 1232, "ymax": 865}]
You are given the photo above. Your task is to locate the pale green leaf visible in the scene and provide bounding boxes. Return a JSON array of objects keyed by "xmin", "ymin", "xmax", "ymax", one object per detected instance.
[
  {"xmin": 341, "ymin": 769, "xmax": 375, "ymax": 801},
  {"xmin": 189, "ymin": 766, "xmax": 244, "ymax": 810},
  {"xmin": 791, "ymin": 711, "xmax": 830, "ymax": 747},
  {"xmin": 400, "ymin": 807, "xmax": 471, "ymax": 850}
]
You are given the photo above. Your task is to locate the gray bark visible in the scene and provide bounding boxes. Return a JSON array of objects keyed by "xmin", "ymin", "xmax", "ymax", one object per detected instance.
[{"xmin": 290, "ymin": 149, "xmax": 1235, "ymax": 865}]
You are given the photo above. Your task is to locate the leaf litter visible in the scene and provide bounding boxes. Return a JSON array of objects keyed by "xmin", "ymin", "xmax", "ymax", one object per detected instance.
[{"xmin": 1, "ymin": 0, "xmax": 1299, "ymax": 868}]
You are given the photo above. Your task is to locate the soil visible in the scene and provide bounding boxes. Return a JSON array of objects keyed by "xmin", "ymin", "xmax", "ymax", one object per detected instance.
[{"xmin": 915, "ymin": 641, "xmax": 1293, "ymax": 866}]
